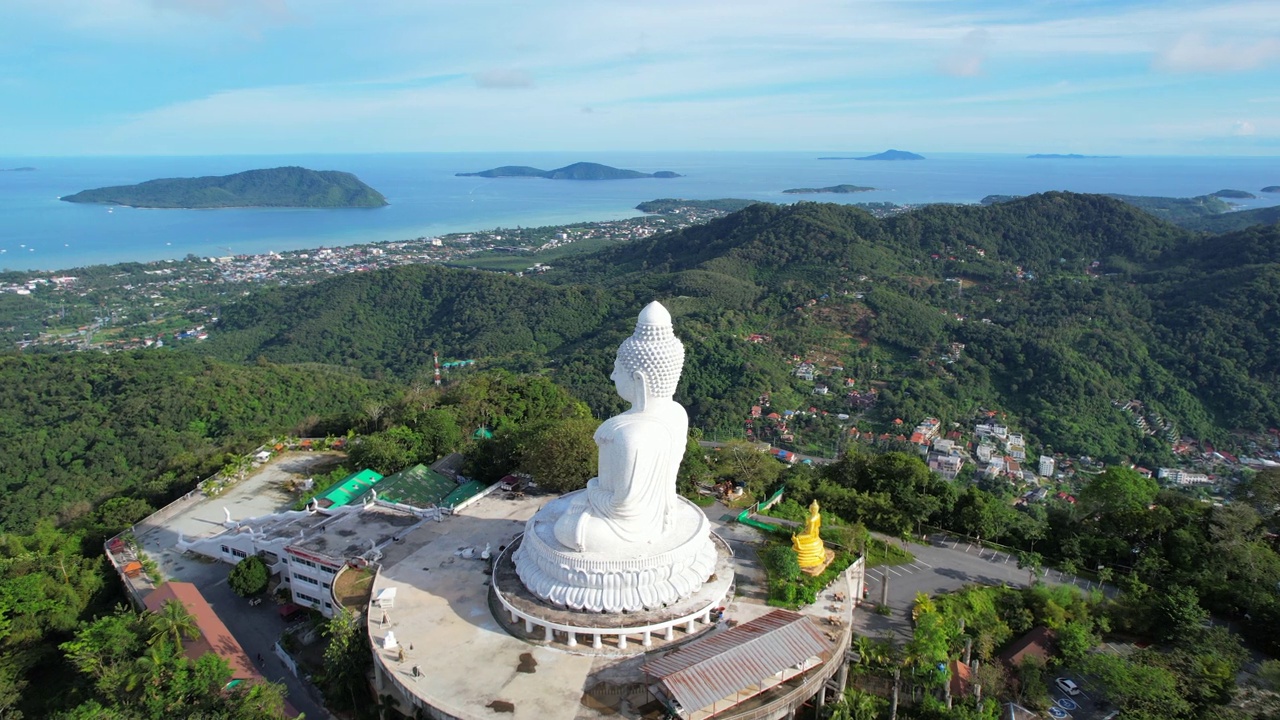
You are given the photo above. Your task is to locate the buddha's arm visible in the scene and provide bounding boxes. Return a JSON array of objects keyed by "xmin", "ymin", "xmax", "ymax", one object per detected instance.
[{"xmin": 591, "ymin": 416, "xmax": 668, "ymax": 516}]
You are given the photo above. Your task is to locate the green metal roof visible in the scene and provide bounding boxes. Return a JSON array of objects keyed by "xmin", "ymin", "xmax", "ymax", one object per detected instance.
[
  {"xmin": 355, "ymin": 464, "xmax": 456, "ymax": 509},
  {"xmin": 442, "ymin": 480, "xmax": 488, "ymax": 508},
  {"xmin": 319, "ymin": 469, "xmax": 384, "ymax": 508}
]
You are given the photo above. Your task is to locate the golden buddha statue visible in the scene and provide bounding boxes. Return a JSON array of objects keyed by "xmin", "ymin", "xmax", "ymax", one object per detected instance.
[{"xmin": 792, "ymin": 499, "xmax": 827, "ymax": 568}]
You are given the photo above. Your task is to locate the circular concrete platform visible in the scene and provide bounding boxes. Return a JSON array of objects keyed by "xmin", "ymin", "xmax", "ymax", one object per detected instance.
[{"xmin": 491, "ymin": 532, "xmax": 735, "ymax": 655}]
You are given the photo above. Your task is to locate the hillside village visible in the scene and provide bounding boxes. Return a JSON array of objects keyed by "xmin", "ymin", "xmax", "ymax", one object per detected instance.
[{"xmin": 741, "ymin": 335, "xmax": 1280, "ymax": 512}]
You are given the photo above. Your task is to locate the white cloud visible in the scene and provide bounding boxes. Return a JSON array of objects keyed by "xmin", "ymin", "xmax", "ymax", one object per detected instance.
[
  {"xmin": 9, "ymin": 0, "xmax": 296, "ymax": 40},
  {"xmin": 1233, "ymin": 120, "xmax": 1257, "ymax": 136},
  {"xmin": 938, "ymin": 28, "xmax": 991, "ymax": 77},
  {"xmin": 1155, "ymin": 33, "xmax": 1280, "ymax": 73},
  {"xmin": 472, "ymin": 69, "xmax": 534, "ymax": 89}
]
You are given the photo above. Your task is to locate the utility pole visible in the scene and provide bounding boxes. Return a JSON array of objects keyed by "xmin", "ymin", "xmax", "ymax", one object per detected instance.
[{"xmin": 890, "ymin": 667, "xmax": 901, "ymax": 720}]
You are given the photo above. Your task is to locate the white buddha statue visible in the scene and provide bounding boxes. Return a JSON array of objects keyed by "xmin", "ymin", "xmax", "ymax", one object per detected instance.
[
  {"xmin": 514, "ymin": 301, "xmax": 719, "ymax": 613},
  {"xmin": 553, "ymin": 301, "xmax": 688, "ymax": 552}
]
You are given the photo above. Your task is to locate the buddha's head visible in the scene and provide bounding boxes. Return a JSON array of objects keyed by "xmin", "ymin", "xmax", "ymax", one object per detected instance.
[{"xmin": 614, "ymin": 301, "xmax": 684, "ymax": 407}]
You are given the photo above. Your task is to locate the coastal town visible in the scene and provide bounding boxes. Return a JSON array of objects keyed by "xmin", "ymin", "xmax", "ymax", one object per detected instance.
[{"xmin": 0, "ymin": 202, "xmax": 740, "ymax": 352}]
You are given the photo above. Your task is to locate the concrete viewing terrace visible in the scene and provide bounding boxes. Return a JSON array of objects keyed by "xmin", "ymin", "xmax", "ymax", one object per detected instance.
[{"xmin": 366, "ymin": 492, "xmax": 867, "ymax": 720}]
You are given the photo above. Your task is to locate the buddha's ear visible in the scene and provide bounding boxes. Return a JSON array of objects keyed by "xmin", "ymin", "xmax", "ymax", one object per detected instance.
[{"xmin": 632, "ymin": 370, "xmax": 649, "ymax": 412}]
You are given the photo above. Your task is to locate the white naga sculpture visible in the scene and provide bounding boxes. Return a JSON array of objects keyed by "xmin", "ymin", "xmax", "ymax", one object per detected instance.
[{"xmin": 514, "ymin": 301, "xmax": 717, "ymax": 612}]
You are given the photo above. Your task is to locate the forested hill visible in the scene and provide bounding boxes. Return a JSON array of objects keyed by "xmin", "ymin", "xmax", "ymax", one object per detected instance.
[
  {"xmin": 206, "ymin": 264, "xmax": 621, "ymax": 377},
  {"xmin": 0, "ymin": 352, "xmax": 397, "ymax": 532},
  {"xmin": 60, "ymin": 166, "xmax": 389, "ymax": 208},
  {"xmin": 554, "ymin": 192, "xmax": 1191, "ymax": 286},
  {"xmin": 198, "ymin": 192, "xmax": 1280, "ymax": 465},
  {"xmin": 1180, "ymin": 204, "xmax": 1280, "ymax": 234}
]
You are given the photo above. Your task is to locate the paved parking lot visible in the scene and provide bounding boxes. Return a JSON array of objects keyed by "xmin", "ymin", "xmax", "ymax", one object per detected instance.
[
  {"xmin": 852, "ymin": 533, "xmax": 1095, "ymax": 642},
  {"xmin": 1046, "ymin": 671, "xmax": 1113, "ymax": 720},
  {"xmin": 134, "ymin": 452, "xmax": 340, "ymax": 719}
]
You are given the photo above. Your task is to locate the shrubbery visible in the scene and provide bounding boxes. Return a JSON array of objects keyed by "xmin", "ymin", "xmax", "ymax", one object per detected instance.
[{"xmin": 229, "ymin": 555, "xmax": 269, "ymax": 597}]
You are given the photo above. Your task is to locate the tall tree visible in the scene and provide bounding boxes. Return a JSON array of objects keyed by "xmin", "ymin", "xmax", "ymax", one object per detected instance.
[
  {"xmin": 148, "ymin": 599, "xmax": 200, "ymax": 649},
  {"xmin": 319, "ymin": 608, "xmax": 372, "ymax": 713}
]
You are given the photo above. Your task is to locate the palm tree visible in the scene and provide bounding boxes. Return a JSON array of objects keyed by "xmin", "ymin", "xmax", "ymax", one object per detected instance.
[
  {"xmin": 911, "ymin": 591, "xmax": 936, "ymax": 624},
  {"xmin": 125, "ymin": 642, "xmax": 174, "ymax": 695},
  {"xmin": 150, "ymin": 599, "xmax": 200, "ymax": 648},
  {"xmin": 844, "ymin": 689, "xmax": 883, "ymax": 720}
]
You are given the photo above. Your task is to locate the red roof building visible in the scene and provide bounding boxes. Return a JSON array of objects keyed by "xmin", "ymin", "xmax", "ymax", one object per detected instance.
[
  {"xmin": 948, "ymin": 659, "xmax": 973, "ymax": 698},
  {"xmin": 145, "ymin": 581, "xmax": 262, "ymax": 684},
  {"xmin": 999, "ymin": 627, "xmax": 1055, "ymax": 669}
]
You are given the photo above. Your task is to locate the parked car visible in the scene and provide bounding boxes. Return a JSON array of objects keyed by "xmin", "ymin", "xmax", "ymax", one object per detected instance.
[{"xmin": 1055, "ymin": 677, "xmax": 1081, "ymax": 696}]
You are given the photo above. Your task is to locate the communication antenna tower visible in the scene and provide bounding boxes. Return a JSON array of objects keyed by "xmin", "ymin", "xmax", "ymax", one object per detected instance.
[{"xmin": 433, "ymin": 351, "xmax": 442, "ymax": 386}]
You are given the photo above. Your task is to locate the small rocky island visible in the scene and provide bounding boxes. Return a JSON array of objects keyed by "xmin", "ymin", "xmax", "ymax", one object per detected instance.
[
  {"xmin": 782, "ymin": 184, "xmax": 875, "ymax": 194},
  {"xmin": 1, "ymin": 167, "xmax": 36, "ymax": 172},
  {"xmin": 457, "ymin": 161, "xmax": 681, "ymax": 180},
  {"xmin": 60, "ymin": 167, "xmax": 388, "ymax": 209},
  {"xmin": 1260, "ymin": 186, "xmax": 1279, "ymax": 194},
  {"xmin": 1211, "ymin": 189, "xmax": 1256, "ymax": 199},
  {"xmin": 819, "ymin": 149, "xmax": 924, "ymax": 161}
]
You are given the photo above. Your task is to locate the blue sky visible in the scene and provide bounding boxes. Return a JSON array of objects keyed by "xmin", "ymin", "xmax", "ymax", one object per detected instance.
[{"xmin": 2, "ymin": 0, "xmax": 1277, "ymax": 156}]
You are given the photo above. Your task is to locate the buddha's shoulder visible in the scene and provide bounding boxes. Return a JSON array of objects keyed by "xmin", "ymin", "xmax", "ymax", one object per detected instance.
[{"xmin": 597, "ymin": 411, "xmax": 681, "ymax": 438}]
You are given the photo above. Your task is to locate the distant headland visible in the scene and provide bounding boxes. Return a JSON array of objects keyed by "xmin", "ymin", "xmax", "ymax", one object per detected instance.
[
  {"xmin": 818, "ymin": 149, "xmax": 925, "ymax": 161},
  {"xmin": 456, "ymin": 162, "xmax": 681, "ymax": 180},
  {"xmin": 782, "ymin": 184, "xmax": 876, "ymax": 194},
  {"xmin": 60, "ymin": 167, "xmax": 388, "ymax": 209},
  {"xmin": 1210, "ymin": 189, "xmax": 1256, "ymax": 199},
  {"xmin": 1, "ymin": 167, "xmax": 36, "ymax": 172},
  {"xmin": 1027, "ymin": 154, "xmax": 1120, "ymax": 159},
  {"xmin": 1260, "ymin": 186, "xmax": 1280, "ymax": 194}
]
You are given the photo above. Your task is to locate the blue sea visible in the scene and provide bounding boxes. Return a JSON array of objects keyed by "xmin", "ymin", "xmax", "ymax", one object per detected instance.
[{"xmin": 1, "ymin": 152, "xmax": 1278, "ymax": 272}]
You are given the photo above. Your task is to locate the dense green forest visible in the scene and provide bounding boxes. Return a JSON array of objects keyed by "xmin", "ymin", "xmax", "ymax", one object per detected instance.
[
  {"xmin": 203, "ymin": 193, "xmax": 1280, "ymax": 466},
  {"xmin": 0, "ymin": 352, "xmax": 395, "ymax": 532},
  {"xmin": 1182, "ymin": 204, "xmax": 1280, "ymax": 233},
  {"xmin": 4, "ymin": 191, "xmax": 1280, "ymax": 717},
  {"xmin": 59, "ymin": 166, "xmax": 388, "ymax": 209}
]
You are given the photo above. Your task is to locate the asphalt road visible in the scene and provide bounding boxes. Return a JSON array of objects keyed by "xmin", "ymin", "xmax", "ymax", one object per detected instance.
[{"xmin": 853, "ymin": 532, "xmax": 1098, "ymax": 642}]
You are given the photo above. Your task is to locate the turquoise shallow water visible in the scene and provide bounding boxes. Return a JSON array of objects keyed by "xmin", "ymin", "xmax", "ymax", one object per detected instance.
[{"xmin": 1, "ymin": 152, "xmax": 1277, "ymax": 271}]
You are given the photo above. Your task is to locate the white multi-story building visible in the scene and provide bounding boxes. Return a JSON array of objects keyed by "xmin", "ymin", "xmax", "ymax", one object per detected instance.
[
  {"xmin": 181, "ymin": 502, "xmax": 438, "ymax": 617},
  {"xmin": 975, "ymin": 423, "xmax": 1009, "ymax": 440},
  {"xmin": 928, "ymin": 453, "xmax": 964, "ymax": 480},
  {"xmin": 1004, "ymin": 433, "xmax": 1026, "ymax": 461},
  {"xmin": 1157, "ymin": 468, "xmax": 1212, "ymax": 486},
  {"xmin": 1038, "ymin": 455, "xmax": 1055, "ymax": 478},
  {"xmin": 932, "ymin": 438, "xmax": 957, "ymax": 455}
]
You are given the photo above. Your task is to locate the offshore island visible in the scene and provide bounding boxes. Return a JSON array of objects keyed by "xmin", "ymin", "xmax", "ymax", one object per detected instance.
[
  {"xmin": 59, "ymin": 166, "xmax": 389, "ymax": 209},
  {"xmin": 457, "ymin": 161, "xmax": 681, "ymax": 180},
  {"xmin": 782, "ymin": 184, "xmax": 875, "ymax": 194},
  {"xmin": 818, "ymin": 149, "xmax": 925, "ymax": 161}
]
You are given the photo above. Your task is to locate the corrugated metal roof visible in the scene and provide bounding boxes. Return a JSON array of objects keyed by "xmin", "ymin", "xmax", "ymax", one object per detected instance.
[{"xmin": 644, "ymin": 609, "xmax": 834, "ymax": 713}]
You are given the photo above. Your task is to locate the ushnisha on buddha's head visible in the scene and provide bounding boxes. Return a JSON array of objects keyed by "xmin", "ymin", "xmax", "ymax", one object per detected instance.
[{"xmin": 612, "ymin": 301, "xmax": 685, "ymax": 408}]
